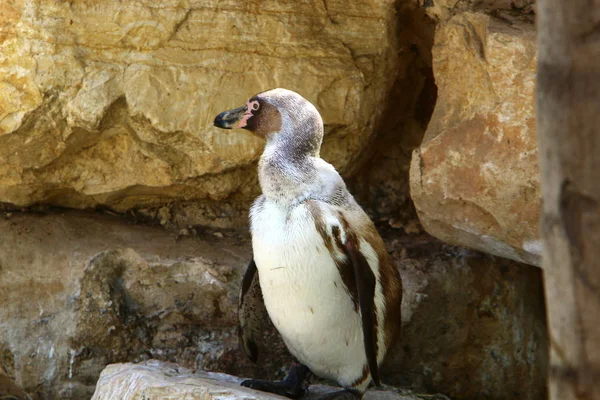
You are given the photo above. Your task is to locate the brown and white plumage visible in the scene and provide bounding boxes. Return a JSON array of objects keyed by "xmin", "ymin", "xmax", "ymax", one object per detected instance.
[{"xmin": 215, "ymin": 88, "xmax": 402, "ymax": 398}]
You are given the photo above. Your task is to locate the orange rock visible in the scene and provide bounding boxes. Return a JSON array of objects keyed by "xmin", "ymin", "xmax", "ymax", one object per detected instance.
[{"xmin": 410, "ymin": 11, "xmax": 541, "ymax": 265}]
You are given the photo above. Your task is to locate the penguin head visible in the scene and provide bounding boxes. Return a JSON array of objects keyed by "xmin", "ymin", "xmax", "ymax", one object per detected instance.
[{"xmin": 214, "ymin": 88, "xmax": 324, "ymax": 157}]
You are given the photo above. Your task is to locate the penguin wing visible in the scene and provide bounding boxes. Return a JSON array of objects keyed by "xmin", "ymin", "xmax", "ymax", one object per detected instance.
[
  {"xmin": 305, "ymin": 199, "xmax": 383, "ymax": 385},
  {"xmin": 341, "ymin": 234, "xmax": 381, "ymax": 386},
  {"xmin": 238, "ymin": 259, "xmax": 266, "ymax": 362}
]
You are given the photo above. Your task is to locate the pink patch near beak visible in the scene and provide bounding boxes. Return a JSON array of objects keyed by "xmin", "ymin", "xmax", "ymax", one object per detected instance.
[{"xmin": 238, "ymin": 100, "xmax": 259, "ymax": 128}]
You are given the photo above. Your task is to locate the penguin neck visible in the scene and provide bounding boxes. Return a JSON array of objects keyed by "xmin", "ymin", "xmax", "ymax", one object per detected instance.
[{"xmin": 258, "ymin": 134, "xmax": 322, "ymax": 206}]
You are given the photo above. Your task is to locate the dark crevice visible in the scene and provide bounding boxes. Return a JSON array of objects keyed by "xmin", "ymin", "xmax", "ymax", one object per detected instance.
[{"xmin": 349, "ymin": 1, "xmax": 437, "ymax": 223}]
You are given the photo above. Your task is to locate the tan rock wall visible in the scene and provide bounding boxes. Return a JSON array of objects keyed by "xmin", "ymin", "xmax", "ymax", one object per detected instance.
[
  {"xmin": 0, "ymin": 211, "xmax": 547, "ymax": 400},
  {"xmin": 0, "ymin": 0, "xmax": 398, "ymax": 223},
  {"xmin": 409, "ymin": 10, "xmax": 541, "ymax": 266}
]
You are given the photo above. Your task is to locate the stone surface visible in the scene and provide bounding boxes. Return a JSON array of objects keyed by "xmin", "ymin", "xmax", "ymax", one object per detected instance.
[
  {"xmin": 0, "ymin": 365, "xmax": 31, "ymax": 400},
  {"xmin": 381, "ymin": 227, "xmax": 547, "ymax": 400},
  {"xmin": 0, "ymin": 210, "xmax": 546, "ymax": 400},
  {"xmin": 0, "ymin": 210, "xmax": 280, "ymax": 400},
  {"xmin": 419, "ymin": 0, "xmax": 535, "ymax": 22},
  {"xmin": 91, "ymin": 360, "xmax": 428, "ymax": 400},
  {"xmin": 348, "ymin": 1, "xmax": 436, "ymax": 222},
  {"xmin": 537, "ymin": 1, "xmax": 600, "ymax": 398},
  {"xmin": 0, "ymin": 0, "xmax": 399, "ymax": 226},
  {"xmin": 409, "ymin": 10, "xmax": 541, "ymax": 266},
  {"xmin": 91, "ymin": 360, "xmax": 283, "ymax": 400}
]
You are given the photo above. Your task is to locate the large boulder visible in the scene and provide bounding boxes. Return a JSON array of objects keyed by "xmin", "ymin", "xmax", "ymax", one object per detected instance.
[
  {"xmin": 0, "ymin": 210, "xmax": 265, "ymax": 399},
  {"xmin": 0, "ymin": 211, "xmax": 546, "ymax": 399},
  {"xmin": 383, "ymin": 228, "xmax": 547, "ymax": 400},
  {"xmin": 0, "ymin": 0, "xmax": 398, "ymax": 225},
  {"xmin": 409, "ymin": 10, "xmax": 541, "ymax": 266},
  {"xmin": 91, "ymin": 361, "xmax": 286, "ymax": 400},
  {"xmin": 419, "ymin": 0, "xmax": 535, "ymax": 22},
  {"xmin": 90, "ymin": 360, "xmax": 427, "ymax": 400}
]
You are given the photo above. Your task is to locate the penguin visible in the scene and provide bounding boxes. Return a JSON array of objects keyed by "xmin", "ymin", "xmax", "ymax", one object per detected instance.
[{"xmin": 214, "ymin": 88, "xmax": 402, "ymax": 399}]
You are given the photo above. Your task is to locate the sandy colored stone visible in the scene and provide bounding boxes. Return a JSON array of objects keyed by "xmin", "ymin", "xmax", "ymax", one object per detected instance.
[
  {"xmin": 0, "ymin": 210, "xmax": 546, "ymax": 399},
  {"xmin": 91, "ymin": 360, "xmax": 429, "ymax": 400},
  {"xmin": 409, "ymin": 11, "xmax": 541, "ymax": 266},
  {"xmin": 0, "ymin": 0, "xmax": 399, "ymax": 223},
  {"xmin": 419, "ymin": 0, "xmax": 535, "ymax": 22},
  {"xmin": 91, "ymin": 360, "xmax": 280, "ymax": 400}
]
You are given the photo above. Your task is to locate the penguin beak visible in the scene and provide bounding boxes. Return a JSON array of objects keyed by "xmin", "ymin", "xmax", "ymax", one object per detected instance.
[{"xmin": 214, "ymin": 105, "xmax": 248, "ymax": 129}]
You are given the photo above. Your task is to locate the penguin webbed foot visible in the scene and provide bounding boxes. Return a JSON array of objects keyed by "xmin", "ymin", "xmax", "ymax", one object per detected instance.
[
  {"xmin": 241, "ymin": 362, "xmax": 309, "ymax": 399},
  {"xmin": 241, "ymin": 379, "xmax": 306, "ymax": 399},
  {"xmin": 307, "ymin": 389, "xmax": 362, "ymax": 400}
]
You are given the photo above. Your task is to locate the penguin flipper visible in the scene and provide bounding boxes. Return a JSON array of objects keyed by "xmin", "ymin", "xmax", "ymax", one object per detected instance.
[
  {"xmin": 238, "ymin": 258, "xmax": 266, "ymax": 362},
  {"xmin": 342, "ymin": 237, "xmax": 381, "ymax": 387}
]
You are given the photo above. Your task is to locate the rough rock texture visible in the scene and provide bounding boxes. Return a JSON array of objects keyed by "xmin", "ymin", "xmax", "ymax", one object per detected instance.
[
  {"xmin": 409, "ymin": 9, "xmax": 541, "ymax": 266},
  {"xmin": 0, "ymin": 0, "xmax": 398, "ymax": 227},
  {"xmin": 0, "ymin": 210, "xmax": 269, "ymax": 400},
  {"xmin": 0, "ymin": 210, "xmax": 547, "ymax": 400},
  {"xmin": 0, "ymin": 365, "xmax": 31, "ymax": 400},
  {"xmin": 91, "ymin": 361, "xmax": 286, "ymax": 400},
  {"xmin": 419, "ymin": 0, "xmax": 535, "ymax": 22},
  {"xmin": 91, "ymin": 360, "xmax": 430, "ymax": 400},
  {"xmin": 349, "ymin": 2, "xmax": 436, "ymax": 221},
  {"xmin": 382, "ymin": 227, "xmax": 547, "ymax": 400},
  {"xmin": 537, "ymin": 1, "xmax": 600, "ymax": 398}
]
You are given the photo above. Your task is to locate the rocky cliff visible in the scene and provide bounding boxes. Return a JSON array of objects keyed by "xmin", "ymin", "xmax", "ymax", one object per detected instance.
[
  {"xmin": 0, "ymin": 0, "xmax": 400, "ymax": 227},
  {"xmin": 0, "ymin": 1, "xmax": 545, "ymax": 400},
  {"xmin": 410, "ymin": 3, "xmax": 540, "ymax": 266}
]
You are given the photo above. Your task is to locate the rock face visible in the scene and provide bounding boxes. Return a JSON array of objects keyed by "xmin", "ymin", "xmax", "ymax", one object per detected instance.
[
  {"xmin": 382, "ymin": 229, "xmax": 547, "ymax": 400},
  {"xmin": 409, "ymin": 9, "xmax": 541, "ymax": 266},
  {"xmin": 91, "ymin": 361, "xmax": 283, "ymax": 400},
  {"xmin": 0, "ymin": 366, "xmax": 31, "ymax": 400},
  {"xmin": 419, "ymin": 0, "xmax": 536, "ymax": 22},
  {"xmin": 0, "ymin": 0, "xmax": 398, "ymax": 226},
  {"xmin": 91, "ymin": 360, "xmax": 427, "ymax": 400},
  {"xmin": 0, "ymin": 210, "xmax": 270, "ymax": 399},
  {"xmin": 0, "ymin": 2, "xmax": 548, "ymax": 399},
  {"xmin": 0, "ymin": 210, "xmax": 546, "ymax": 400}
]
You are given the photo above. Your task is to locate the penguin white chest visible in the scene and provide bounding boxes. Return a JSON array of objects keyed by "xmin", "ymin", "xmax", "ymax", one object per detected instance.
[{"xmin": 250, "ymin": 200, "xmax": 367, "ymax": 385}]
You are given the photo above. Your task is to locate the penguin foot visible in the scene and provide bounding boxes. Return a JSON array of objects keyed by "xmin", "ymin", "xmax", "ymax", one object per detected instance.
[
  {"xmin": 241, "ymin": 362, "xmax": 309, "ymax": 399},
  {"xmin": 241, "ymin": 379, "xmax": 306, "ymax": 399},
  {"xmin": 308, "ymin": 389, "xmax": 362, "ymax": 399}
]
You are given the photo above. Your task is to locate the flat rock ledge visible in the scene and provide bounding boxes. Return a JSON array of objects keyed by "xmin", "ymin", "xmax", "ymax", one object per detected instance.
[{"xmin": 91, "ymin": 360, "xmax": 433, "ymax": 400}]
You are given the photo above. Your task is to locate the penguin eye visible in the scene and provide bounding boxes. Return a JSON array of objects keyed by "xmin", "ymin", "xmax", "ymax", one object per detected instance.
[{"xmin": 251, "ymin": 101, "xmax": 260, "ymax": 111}]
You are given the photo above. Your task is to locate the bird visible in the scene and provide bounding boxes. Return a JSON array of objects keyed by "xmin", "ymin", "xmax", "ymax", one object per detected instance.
[{"xmin": 214, "ymin": 88, "xmax": 403, "ymax": 399}]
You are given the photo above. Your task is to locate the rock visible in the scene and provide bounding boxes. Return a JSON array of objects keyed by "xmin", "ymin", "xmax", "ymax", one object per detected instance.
[
  {"xmin": 0, "ymin": 210, "xmax": 288, "ymax": 399},
  {"xmin": 418, "ymin": 0, "xmax": 476, "ymax": 22},
  {"xmin": 409, "ymin": 11, "xmax": 541, "ymax": 266},
  {"xmin": 347, "ymin": 1, "xmax": 437, "ymax": 222},
  {"xmin": 90, "ymin": 360, "xmax": 281, "ymax": 400},
  {"xmin": 0, "ymin": 0, "xmax": 399, "ymax": 226},
  {"xmin": 420, "ymin": 0, "xmax": 535, "ymax": 22},
  {"xmin": 90, "ymin": 360, "xmax": 429, "ymax": 400},
  {"xmin": 511, "ymin": 0, "xmax": 536, "ymax": 12},
  {"xmin": 0, "ymin": 211, "xmax": 546, "ymax": 399},
  {"xmin": 384, "ymin": 230, "xmax": 547, "ymax": 400},
  {"xmin": 0, "ymin": 366, "xmax": 31, "ymax": 400}
]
